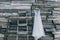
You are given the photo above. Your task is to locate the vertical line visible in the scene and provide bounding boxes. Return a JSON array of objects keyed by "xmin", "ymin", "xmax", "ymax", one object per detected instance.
[
  {"xmin": 16, "ymin": 20, "xmax": 19, "ymax": 40},
  {"xmin": 26, "ymin": 12, "xmax": 29, "ymax": 40},
  {"xmin": 26, "ymin": 11, "xmax": 27, "ymax": 40},
  {"xmin": 5, "ymin": 18, "xmax": 9, "ymax": 40}
]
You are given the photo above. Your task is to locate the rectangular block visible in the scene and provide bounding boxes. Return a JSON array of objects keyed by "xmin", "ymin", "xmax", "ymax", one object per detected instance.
[
  {"xmin": 8, "ymin": 30, "xmax": 17, "ymax": 32},
  {"xmin": 2, "ymin": 23, "xmax": 7, "ymax": 28},
  {"xmin": 0, "ymin": 6, "xmax": 31, "ymax": 9},
  {"xmin": 0, "ymin": 18, "xmax": 8, "ymax": 22},
  {"xmin": 41, "ymin": 15, "xmax": 46, "ymax": 20},
  {"xmin": 53, "ymin": 14, "xmax": 60, "ymax": 16},
  {"xmin": 53, "ymin": 30, "xmax": 60, "ymax": 34},
  {"xmin": 42, "ymin": 8, "xmax": 52, "ymax": 11},
  {"xmin": 54, "ymin": 38, "xmax": 60, "ymax": 40},
  {"xmin": 53, "ymin": 11, "xmax": 60, "ymax": 15},
  {"xmin": 53, "ymin": 11, "xmax": 60, "ymax": 13},
  {"xmin": 55, "ymin": 34, "xmax": 60, "ymax": 38},
  {"xmin": 46, "ymin": 0, "xmax": 58, "ymax": 1},
  {"xmin": 42, "ymin": 21, "xmax": 53, "ymax": 25},
  {"xmin": 0, "ymin": 37, "xmax": 4, "ymax": 40},
  {"xmin": 53, "ymin": 20, "xmax": 60, "ymax": 24},
  {"xmin": 0, "ymin": 34, "xmax": 4, "ymax": 37},
  {"xmin": 43, "ymin": 24, "xmax": 54, "ymax": 28},
  {"xmin": 18, "ymin": 24, "xmax": 27, "ymax": 26},
  {"xmin": 40, "ymin": 11, "xmax": 51, "ymax": 14},
  {"xmin": 18, "ymin": 31, "xmax": 28, "ymax": 34},
  {"xmin": 39, "ymin": 35, "xmax": 53, "ymax": 40},
  {"xmin": 56, "ymin": 25, "xmax": 60, "ymax": 30},
  {"xmin": 54, "ymin": 8, "xmax": 60, "ymax": 10},
  {"xmin": 47, "ymin": 15, "xmax": 58, "ymax": 20},
  {"xmin": 9, "ymin": 16, "xmax": 32, "ymax": 19},
  {"xmin": 45, "ymin": 28, "xmax": 55, "ymax": 32},
  {"xmin": 45, "ymin": 2, "xmax": 60, "ymax": 7}
]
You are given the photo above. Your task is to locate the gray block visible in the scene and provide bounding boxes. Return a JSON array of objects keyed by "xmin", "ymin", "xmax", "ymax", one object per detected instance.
[
  {"xmin": 53, "ymin": 31, "xmax": 60, "ymax": 38},
  {"xmin": 53, "ymin": 20, "xmax": 60, "ymax": 24},
  {"xmin": 42, "ymin": 8, "xmax": 52, "ymax": 11},
  {"xmin": 38, "ymin": 35, "xmax": 53, "ymax": 40},
  {"xmin": 54, "ymin": 38, "xmax": 60, "ymax": 40},
  {"xmin": 40, "ymin": 11, "xmax": 51, "ymax": 14},
  {"xmin": 55, "ymin": 35, "xmax": 60, "ymax": 38},
  {"xmin": 42, "ymin": 20, "xmax": 53, "ymax": 25},
  {"xmin": 0, "ymin": 18, "xmax": 8, "ymax": 22},
  {"xmin": 0, "ymin": 37, "xmax": 4, "ymax": 40},
  {"xmin": 53, "ymin": 11, "xmax": 60, "ymax": 14},
  {"xmin": 46, "ymin": 0, "xmax": 57, "ymax": 1},
  {"xmin": 54, "ymin": 8, "xmax": 60, "ymax": 10},
  {"xmin": 43, "ymin": 24, "xmax": 54, "ymax": 28},
  {"xmin": 47, "ymin": 15, "xmax": 57, "ymax": 21},
  {"xmin": 45, "ymin": 28, "xmax": 55, "ymax": 32},
  {"xmin": 41, "ymin": 15, "xmax": 46, "ymax": 20},
  {"xmin": 56, "ymin": 25, "xmax": 60, "ymax": 30}
]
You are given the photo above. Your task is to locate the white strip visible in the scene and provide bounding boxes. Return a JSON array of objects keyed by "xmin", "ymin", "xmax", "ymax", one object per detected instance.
[{"xmin": 32, "ymin": 8, "xmax": 45, "ymax": 40}]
